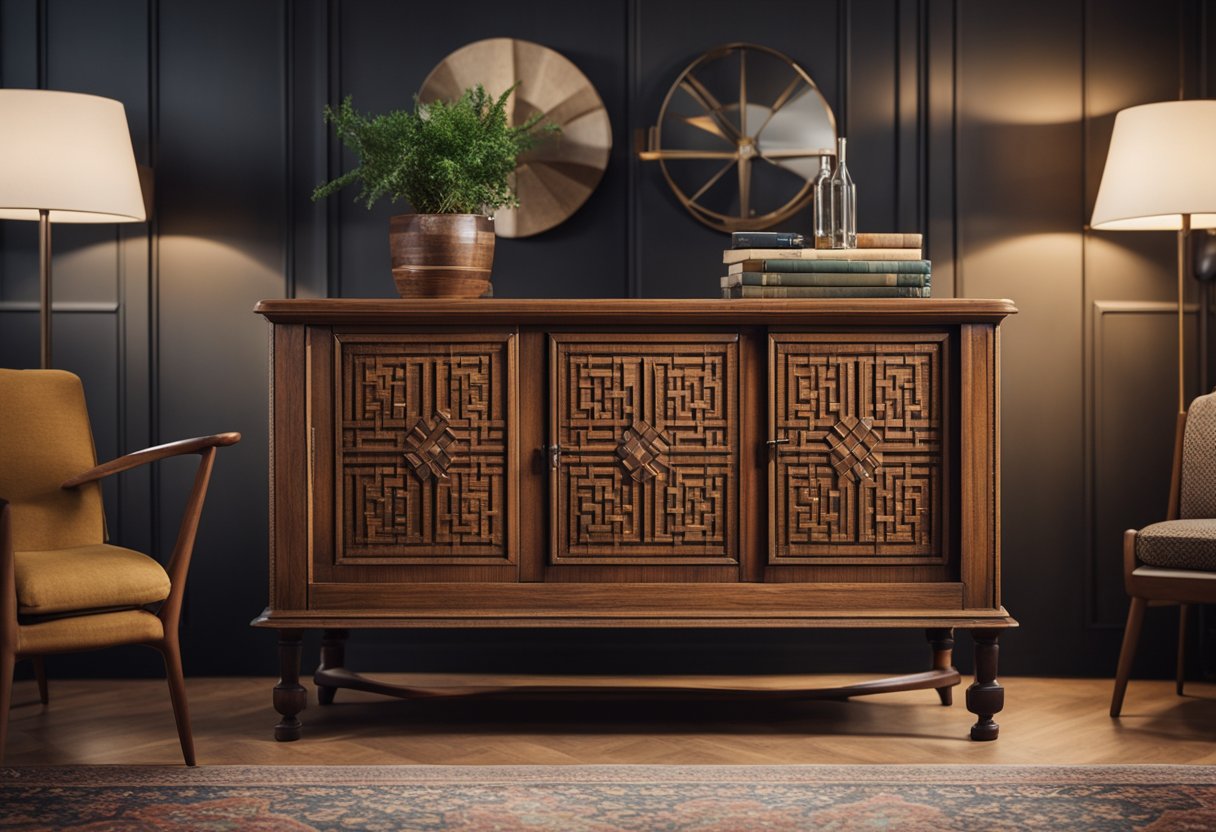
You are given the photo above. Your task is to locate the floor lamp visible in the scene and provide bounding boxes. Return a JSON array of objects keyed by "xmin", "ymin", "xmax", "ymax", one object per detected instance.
[
  {"xmin": 1091, "ymin": 100, "xmax": 1216, "ymax": 414},
  {"xmin": 0, "ymin": 90, "xmax": 146, "ymax": 369}
]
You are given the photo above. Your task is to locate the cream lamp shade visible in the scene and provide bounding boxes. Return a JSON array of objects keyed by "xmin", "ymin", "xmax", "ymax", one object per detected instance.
[
  {"xmin": 0, "ymin": 89, "xmax": 145, "ymax": 223},
  {"xmin": 1090, "ymin": 100, "xmax": 1216, "ymax": 231}
]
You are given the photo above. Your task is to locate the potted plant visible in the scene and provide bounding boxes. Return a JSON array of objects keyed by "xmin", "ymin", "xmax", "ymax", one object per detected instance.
[{"xmin": 313, "ymin": 84, "xmax": 555, "ymax": 298}]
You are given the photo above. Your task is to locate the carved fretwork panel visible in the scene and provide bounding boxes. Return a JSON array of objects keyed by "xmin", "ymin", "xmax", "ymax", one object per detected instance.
[
  {"xmin": 769, "ymin": 335, "xmax": 945, "ymax": 563},
  {"xmin": 551, "ymin": 335, "xmax": 738, "ymax": 562},
  {"xmin": 336, "ymin": 334, "xmax": 514, "ymax": 561}
]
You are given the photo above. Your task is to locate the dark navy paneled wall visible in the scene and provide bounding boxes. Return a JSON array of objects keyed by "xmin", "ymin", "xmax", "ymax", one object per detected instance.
[{"xmin": 0, "ymin": 0, "xmax": 1212, "ymax": 680}]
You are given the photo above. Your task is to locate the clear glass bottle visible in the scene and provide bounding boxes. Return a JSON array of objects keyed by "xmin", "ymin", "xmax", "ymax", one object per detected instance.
[
  {"xmin": 828, "ymin": 136, "xmax": 857, "ymax": 249},
  {"xmin": 812, "ymin": 154, "xmax": 833, "ymax": 246}
]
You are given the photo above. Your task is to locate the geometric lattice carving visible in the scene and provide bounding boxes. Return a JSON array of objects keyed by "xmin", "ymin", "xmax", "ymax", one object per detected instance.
[
  {"xmin": 337, "ymin": 336, "xmax": 510, "ymax": 560},
  {"xmin": 617, "ymin": 420, "xmax": 670, "ymax": 482},
  {"xmin": 402, "ymin": 410, "xmax": 459, "ymax": 481},
  {"xmin": 826, "ymin": 416, "xmax": 882, "ymax": 482},
  {"xmin": 552, "ymin": 335, "xmax": 738, "ymax": 562},
  {"xmin": 770, "ymin": 335, "xmax": 943, "ymax": 562}
]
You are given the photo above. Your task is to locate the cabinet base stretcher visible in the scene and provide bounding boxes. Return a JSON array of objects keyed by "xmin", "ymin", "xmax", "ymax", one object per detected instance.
[{"xmin": 259, "ymin": 622, "xmax": 1012, "ymax": 744}]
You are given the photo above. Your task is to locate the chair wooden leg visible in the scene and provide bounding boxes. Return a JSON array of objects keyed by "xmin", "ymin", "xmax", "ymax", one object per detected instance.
[
  {"xmin": 158, "ymin": 639, "xmax": 196, "ymax": 766},
  {"xmin": 1111, "ymin": 596, "xmax": 1147, "ymax": 717},
  {"xmin": 1177, "ymin": 603, "xmax": 1189, "ymax": 697},
  {"xmin": 0, "ymin": 646, "xmax": 13, "ymax": 766},
  {"xmin": 32, "ymin": 656, "xmax": 47, "ymax": 705}
]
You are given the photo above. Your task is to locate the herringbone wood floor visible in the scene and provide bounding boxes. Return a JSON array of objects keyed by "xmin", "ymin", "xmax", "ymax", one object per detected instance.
[{"xmin": 4, "ymin": 674, "xmax": 1216, "ymax": 766}]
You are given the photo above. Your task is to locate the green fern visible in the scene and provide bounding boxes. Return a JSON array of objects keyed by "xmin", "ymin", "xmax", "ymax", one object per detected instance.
[{"xmin": 312, "ymin": 84, "xmax": 558, "ymax": 215}]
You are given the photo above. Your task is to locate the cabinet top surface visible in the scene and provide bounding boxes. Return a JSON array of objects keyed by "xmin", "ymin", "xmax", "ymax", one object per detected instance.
[{"xmin": 254, "ymin": 297, "xmax": 1017, "ymax": 325}]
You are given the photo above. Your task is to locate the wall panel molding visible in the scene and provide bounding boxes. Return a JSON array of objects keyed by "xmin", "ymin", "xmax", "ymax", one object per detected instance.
[{"xmin": 1087, "ymin": 300, "xmax": 1201, "ymax": 628}]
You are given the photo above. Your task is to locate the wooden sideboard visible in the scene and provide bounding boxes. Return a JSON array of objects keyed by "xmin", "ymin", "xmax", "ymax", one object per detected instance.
[{"xmin": 253, "ymin": 298, "xmax": 1017, "ymax": 741}]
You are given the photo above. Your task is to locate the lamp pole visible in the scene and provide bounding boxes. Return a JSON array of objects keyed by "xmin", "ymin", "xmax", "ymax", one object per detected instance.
[
  {"xmin": 1178, "ymin": 214, "xmax": 1191, "ymax": 414},
  {"xmin": 38, "ymin": 209, "xmax": 52, "ymax": 369}
]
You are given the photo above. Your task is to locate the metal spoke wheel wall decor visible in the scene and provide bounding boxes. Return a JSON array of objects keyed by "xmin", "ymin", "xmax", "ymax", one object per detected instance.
[
  {"xmin": 420, "ymin": 38, "xmax": 613, "ymax": 239},
  {"xmin": 639, "ymin": 43, "xmax": 836, "ymax": 232}
]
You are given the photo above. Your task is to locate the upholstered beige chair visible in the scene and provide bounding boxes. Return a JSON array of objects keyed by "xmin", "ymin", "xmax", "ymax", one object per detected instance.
[
  {"xmin": 0, "ymin": 369, "xmax": 238, "ymax": 765},
  {"xmin": 1112, "ymin": 390, "xmax": 1216, "ymax": 717}
]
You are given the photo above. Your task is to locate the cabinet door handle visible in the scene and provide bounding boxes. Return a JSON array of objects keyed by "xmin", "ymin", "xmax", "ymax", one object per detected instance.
[
  {"xmin": 541, "ymin": 443, "xmax": 562, "ymax": 469},
  {"xmin": 765, "ymin": 438, "xmax": 790, "ymax": 446}
]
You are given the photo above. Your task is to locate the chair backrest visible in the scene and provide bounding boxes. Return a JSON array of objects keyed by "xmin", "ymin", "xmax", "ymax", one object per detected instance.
[
  {"xmin": 1181, "ymin": 391, "xmax": 1216, "ymax": 519},
  {"xmin": 0, "ymin": 369, "xmax": 104, "ymax": 550}
]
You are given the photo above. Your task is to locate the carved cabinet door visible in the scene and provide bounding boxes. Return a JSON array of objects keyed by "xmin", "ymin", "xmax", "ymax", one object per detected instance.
[
  {"xmin": 549, "ymin": 333, "xmax": 740, "ymax": 567},
  {"xmin": 768, "ymin": 333, "xmax": 948, "ymax": 566},
  {"xmin": 310, "ymin": 331, "xmax": 518, "ymax": 583}
]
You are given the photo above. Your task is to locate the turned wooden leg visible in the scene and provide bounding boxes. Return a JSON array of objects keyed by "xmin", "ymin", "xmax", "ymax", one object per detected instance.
[
  {"xmin": 1177, "ymin": 603, "xmax": 1189, "ymax": 697},
  {"xmin": 316, "ymin": 629, "xmax": 348, "ymax": 706},
  {"xmin": 158, "ymin": 638, "xmax": 196, "ymax": 766},
  {"xmin": 32, "ymin": 656, "xmax": 47, "ymax": 705},
  {"xmin": 0, "ymin": 646, "xmax": 13, "ymax": 766},
  {"xmin": 274, "ymin": 629, "xmax": 306, "ymax": 741},
  {"xmin": 966, "ymin": 629, "xmax": 1004, "ymax": 741},
  {"xmin": 1111, "ymin": 596, "xmax": 1146, "ymax": 717},
  {"xmin": 926, "ymin": 628, "xmax": 955, "ymax": 706}
]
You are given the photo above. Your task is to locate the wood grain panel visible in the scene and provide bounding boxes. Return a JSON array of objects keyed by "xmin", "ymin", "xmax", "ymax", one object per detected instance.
[
  {"xmin": 517, "ymin": 329, "xmax": 548, "ymax": 582},
  {"xmin": 272, "ymin": 324, "xmax": 308, "ymax": 611},
  {"xmin": 549, "ymin": 333, "xmax": 739, "ymax": 565},
  {"xmin": 959, "ymin": 324, "xmax": 996, "ymax": 609},
  {"xmin": 768, "ymin": 333, "xmax": 947, "ymax": 565},
  {"xmin": 740, "ymin": 327, "xmax": 766, "ymax": 582},
  {"xmin": 301, "ymin": 581, "xmax": 969, "ymax": 617},
  {"xmin": 333, "ymin": 332, "xmax": 516, "ymax": 564},
  {"xmin": 256, "ymin": 299, "xmax": 1019, "ymax": 327},
  {"xmin": 309, "ymin": 329, "xmax": 518, "ymax": 586}
]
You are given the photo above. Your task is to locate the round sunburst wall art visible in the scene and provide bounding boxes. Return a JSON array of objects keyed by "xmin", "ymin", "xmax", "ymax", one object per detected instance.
[{"xmin": 420, "ymin": 38, "xmax": 613, "ymax": 239}]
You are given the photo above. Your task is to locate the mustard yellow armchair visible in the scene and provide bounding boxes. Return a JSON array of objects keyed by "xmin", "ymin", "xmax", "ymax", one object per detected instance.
[{"xmin": 0, "ymin": 369, "xmax": 238, "ymax": 765}]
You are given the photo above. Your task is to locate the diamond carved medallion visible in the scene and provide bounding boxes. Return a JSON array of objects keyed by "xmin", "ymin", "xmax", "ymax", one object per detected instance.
[
  {"xmin": 402, "ymin": 409, "xmax": 458, "ymax": 481},
  {"xmin": 616, "ymin": 420, "xmax": 671, "ymax": 482},
  {"xmin": 825, "ymin": 415, "xmax": 883, "ymax": 482}
]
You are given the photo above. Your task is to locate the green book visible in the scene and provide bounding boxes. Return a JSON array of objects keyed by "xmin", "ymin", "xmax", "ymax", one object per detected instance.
[
  {"xmin": 723, "ymin": 285, "xmax": 930, "ymax": 299},
  {"xmin": 722, "ymin": 272, "xmax": 929, "ymax": 288},
  {"xmin": 728, "ymin": 259, "xmax": 931, "ymax": 274}
]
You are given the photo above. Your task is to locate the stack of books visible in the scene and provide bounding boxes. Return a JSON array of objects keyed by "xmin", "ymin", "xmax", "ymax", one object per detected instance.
[{"xmin": 721, "ymin": 232, "xmax": 930, "ymax": 298}]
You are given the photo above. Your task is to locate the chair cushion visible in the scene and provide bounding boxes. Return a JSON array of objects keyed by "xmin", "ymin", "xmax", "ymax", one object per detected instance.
[
  {"xmin": 1137, "ymin": 520, "xmax": 1216, "ymax": 571},
  {"xmin": 17, "ymin": 609, "xmax": 164, "ymax": 654},
  {"xmin": 14, "ymin": 544, "xmax": 171, "ymax": 615}
]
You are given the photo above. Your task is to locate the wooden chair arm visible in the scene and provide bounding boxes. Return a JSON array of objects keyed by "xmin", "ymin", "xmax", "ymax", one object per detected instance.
[{"xmin": 61, "ymin": 433, "xmax": 241, "ymax": 489}]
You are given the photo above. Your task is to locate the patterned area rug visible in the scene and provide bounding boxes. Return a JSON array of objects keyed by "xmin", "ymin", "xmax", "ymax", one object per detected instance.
[{"xmin": 3, "ymin": 764, "xmax": 1216, "ymax": 831}]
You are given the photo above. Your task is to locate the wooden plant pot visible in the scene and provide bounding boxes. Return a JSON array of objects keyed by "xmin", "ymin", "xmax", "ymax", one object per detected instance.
[{"xmin": 389, "ymin": 213, "xmax": 495, "ymax": 298}]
